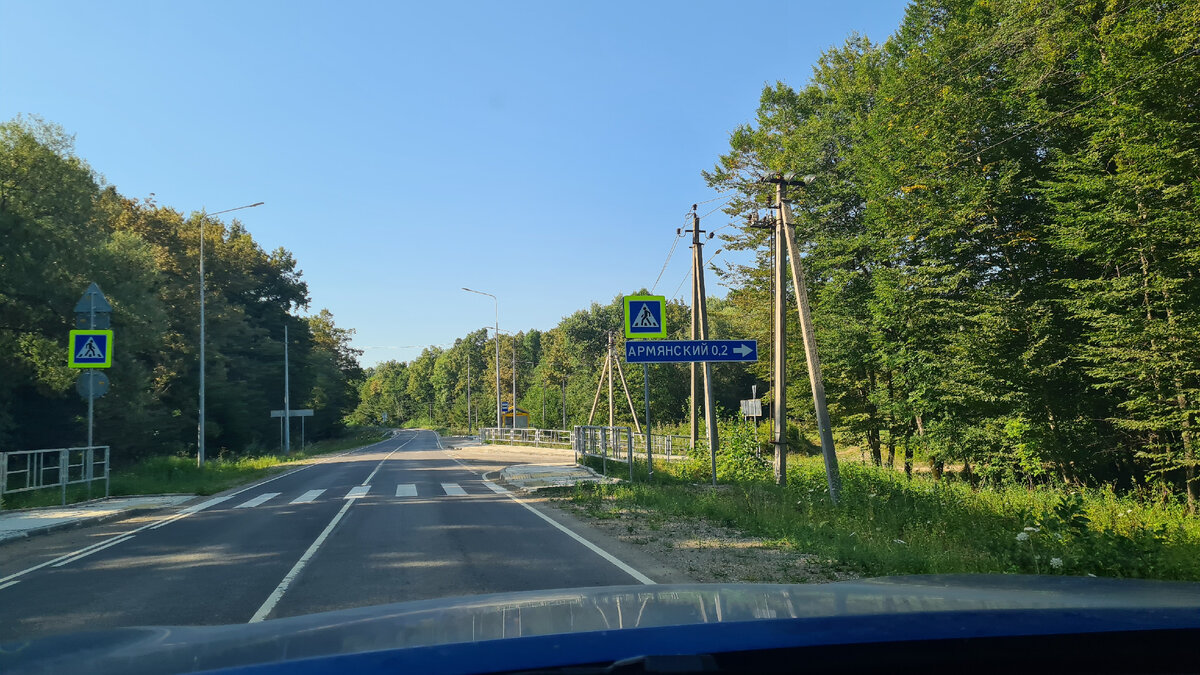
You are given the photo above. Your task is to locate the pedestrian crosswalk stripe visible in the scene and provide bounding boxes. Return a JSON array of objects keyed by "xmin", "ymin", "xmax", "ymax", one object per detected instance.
[
  {"xmin": 235, "ymin": 492, "xmax": 280, "ymax": 508},
  {"xmin": 344, "ymin": 486, "xmax": 370, "ymax": 499},
  {"xmin": 483, "ymin": 481, "xmax": 507, "ymax": 494},
  {"xmin": 290, "ymin": 489, "xmax": 326, "ymax": 504},
  {"xmin": 396, "ymin": 484, "xmax": 417, "ymax": 497},
  {"xmin": 441, "ymin": 483, "xmax": 467, "ymax": 496}
]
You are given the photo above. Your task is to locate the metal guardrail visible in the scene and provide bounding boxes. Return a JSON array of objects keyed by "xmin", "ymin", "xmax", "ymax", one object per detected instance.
[
  {"xmin": 479, "ymin": 428, "xmax": 573, "ymax": 449},
  {"xmin": 0, "ymin": 446, "xmax": 110, "ymax": 505},
  {"xmin": 573, "ymin": 425, "xmax": 635, "ymax": 479},
  {"xmin": 479, "ymin": 427, "xmax": 698, "ymax": 463}
]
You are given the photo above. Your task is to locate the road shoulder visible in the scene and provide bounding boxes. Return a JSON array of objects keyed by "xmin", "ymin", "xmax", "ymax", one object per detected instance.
[{"xmin": 441, "ymin": 439, "xmax": 855, "ymax": 585}]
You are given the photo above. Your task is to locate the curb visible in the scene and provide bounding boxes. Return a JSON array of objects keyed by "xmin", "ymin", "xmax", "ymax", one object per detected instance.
[
  {"xmin": 0, "ymin": 497, "xmax": 192, "ymax": 547},
  {"xmin": 0, "ymin": 505, "xmax": 170, "ymax": 546}
]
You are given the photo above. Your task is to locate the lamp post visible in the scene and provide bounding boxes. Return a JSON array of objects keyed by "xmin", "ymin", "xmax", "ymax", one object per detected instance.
[
  {"xmin": 198, "ymin": 201, "xmax": 264, "ymax": 467},
  {"xmin": 462, "ymin": 288, "xmax": 500, "ymax": 430}
]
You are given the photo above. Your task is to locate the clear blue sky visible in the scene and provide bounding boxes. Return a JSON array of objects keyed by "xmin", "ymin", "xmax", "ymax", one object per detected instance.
[{"xmin": 1, "ymin": 1, "xmax": 909, "ymax": 367}]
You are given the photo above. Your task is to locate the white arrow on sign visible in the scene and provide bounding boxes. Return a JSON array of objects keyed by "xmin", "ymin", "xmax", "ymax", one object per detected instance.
[{"xmin": 733, "ymin": 343, "xmax": 754, "ymax": 357}]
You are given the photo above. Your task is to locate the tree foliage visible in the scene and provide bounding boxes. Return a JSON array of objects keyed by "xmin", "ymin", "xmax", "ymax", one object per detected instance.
[{"xmin": 0, "ymin": 117, "xmax": 361, "ymax": 461}]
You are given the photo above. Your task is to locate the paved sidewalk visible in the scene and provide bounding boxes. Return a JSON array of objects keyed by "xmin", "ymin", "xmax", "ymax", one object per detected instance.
[
  {"xmin": 0, "ymin": 495, "xmax": 193, "ymax": 543},
  {"xmin": 498, "ymin": 463, "xmax": 614, "ymax": 491}
]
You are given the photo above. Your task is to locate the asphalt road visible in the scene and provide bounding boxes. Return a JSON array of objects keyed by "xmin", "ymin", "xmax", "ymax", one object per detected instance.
[{"xmin": 0, "ymin": 430, "xmax": 652, "ymax": 641}]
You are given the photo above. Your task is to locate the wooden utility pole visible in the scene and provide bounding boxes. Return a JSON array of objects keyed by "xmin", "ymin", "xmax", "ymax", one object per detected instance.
[
  {"xmin": 586, "ymin": 335, "xmax": 642, "ymax": 429},
  {"xmin": 686, "ymin": 207, "xmax": 719, "ymax": 483},
  {"xmin": 690, "ymin": 240, "xmax": 699, "ymax": 451},
  {"xmin": 762, "ymin": 173, "xmax": 841, "ymax": 502},
  {"xmin": 607, "ymin": 333, "xmax": 615, "ymax": 431},
  {"xmin": 780, "ymin": 195, "xmax": 841, "ymax": 502},
  {"xmin": 769, "ymin": 189, "xmax": 788, "ymax": 486}
]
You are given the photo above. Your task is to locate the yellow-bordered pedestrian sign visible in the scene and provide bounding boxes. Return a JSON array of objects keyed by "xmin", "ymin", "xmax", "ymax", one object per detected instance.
[
  {"xmin": 69, "ymin": 330, "xmax": 113, "ymax": 368},
  {"xmin": 624, "ymin": 295, "xmax": 666, "ymax": 339}
]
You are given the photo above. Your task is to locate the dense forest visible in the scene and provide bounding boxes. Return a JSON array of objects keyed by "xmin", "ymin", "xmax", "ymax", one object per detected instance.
[
  {"xmin": 0, "ymin": 117, "xmax": 362, "ymax": 463},
  {"xmin": 358, "ymin": 0, "xmax": 1200, "ymax": 506}
]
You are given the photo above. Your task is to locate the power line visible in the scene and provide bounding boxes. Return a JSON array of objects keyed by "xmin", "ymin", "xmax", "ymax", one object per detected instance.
[
  {"xmin": 651, "ymin": 231, "xmax": 683, "ymax": 293},
  {"xmin": 697, "ymin": 197, "xmax": 734, "ymax": 221},
  {"xmin": 694, "ymin": 191, "xmax": 737, "ymax": 205},
  {"xmin": 671, "ymin": 246, "xmax": 725, "ymax": 300}
]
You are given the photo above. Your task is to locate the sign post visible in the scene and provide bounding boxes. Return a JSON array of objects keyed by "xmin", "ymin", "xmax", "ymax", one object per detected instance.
[
  {"xmin": 69, "ymin": 284, "xmax": 113, "ymax": 457},
  {"xmin": 270, "ymin": 409, "xmax": 313, "ymax": 452},
  {"xmin": 624, "ymin": 295, "xmax": 666, "ymax": 479}
]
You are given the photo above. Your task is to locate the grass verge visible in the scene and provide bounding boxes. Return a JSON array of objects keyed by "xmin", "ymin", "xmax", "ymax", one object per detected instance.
[
  {"xmin": 572, "ymin": 453, "xmax": 1200, "ymax": 581},
  {"xmin": 1, "ymin": 427, "xmax": 389, "ymax": 510}
]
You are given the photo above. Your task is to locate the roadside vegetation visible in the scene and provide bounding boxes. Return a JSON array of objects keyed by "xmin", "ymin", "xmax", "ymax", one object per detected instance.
[
  {"xmin": 358, "ymin": 0, "xmax": 1200, "ymax": 520},
  {"xmin": 0, "ymin": 117, "xmax": 363, "ymax": 467},
  {"xmin": 573, "ymin": 428, "xmax": 1200, "ymax": 581}
]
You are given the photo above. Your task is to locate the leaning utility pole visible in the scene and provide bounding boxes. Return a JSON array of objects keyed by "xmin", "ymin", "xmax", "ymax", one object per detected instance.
[
  {"xmin": 763, "ymin": 173, "xmax": 841, "ymax": 502},
  {"xmin": 685, "ymin": 207, "xmax": 719, "ymax": 477}
]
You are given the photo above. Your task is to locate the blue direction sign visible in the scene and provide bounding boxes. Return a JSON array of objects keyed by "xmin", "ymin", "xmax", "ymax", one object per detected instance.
[
  {"xmin": 69, "ymin": 330, "xmax": 113, "ymax": 368},
  {"xmin": 501, "ymin": 401, "xmax": 510, "ymax": 413},
  {"xmin": 625, "ymin": 339, "xmax": 758, "ymax": 363}
]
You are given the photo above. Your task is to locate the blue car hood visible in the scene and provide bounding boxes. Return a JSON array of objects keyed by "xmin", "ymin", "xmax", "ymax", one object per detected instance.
[{"xmin": 4, "ymin": 575, "xmax": 1200, "ymax": 674}]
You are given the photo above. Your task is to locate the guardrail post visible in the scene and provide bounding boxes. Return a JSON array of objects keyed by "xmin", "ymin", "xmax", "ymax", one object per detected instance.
[
  {"xmin": 600, "ymin": 427, "xmax": 607, "ymax": 475},
  {"xmin": 59, "ymin": 449, "xmax": 67, "ymax": 506},
  {"xmin": 627, "ymin": 427, "xmax": 633, "ymax": 481},
  {"xmin": 86, "ymin": 446, "xmax": 94, "ymax": 500}
]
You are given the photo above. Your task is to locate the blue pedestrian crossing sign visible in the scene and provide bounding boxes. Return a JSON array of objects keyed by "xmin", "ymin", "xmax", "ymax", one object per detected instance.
[
  {"xmin": 69, "ymin": 330, "xmax": 113, "ymax": 368},
  {"xmin": 623, "ymin": 295, "xmax": 666, "ymax": 339}
]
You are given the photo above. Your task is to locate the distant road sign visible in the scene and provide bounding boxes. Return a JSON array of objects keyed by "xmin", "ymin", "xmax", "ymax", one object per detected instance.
[
  {"xmin": 501, "ymin": 402, "xmax": 510, "ymax": 413},
  {"xmin": 69, "ymin": 330, "xmax": 113, "ymax": 368},
  {"xmin": 270, "ymin": 409, "xmax": 314, "ymax": 418},
  {"xmin": 623, "ymin": 295, "xmax": 666, "ymax": 339},
  {"xmin": 76, "ymin": 371, "xmax": 110, "ymax": 399},
  {"xmin": 740, "ymin": 399, "xmax": 762, "ymax": 417},
  {"xmin": 625, "ymin": 339, "xmax": 758, "ymax": 363}
]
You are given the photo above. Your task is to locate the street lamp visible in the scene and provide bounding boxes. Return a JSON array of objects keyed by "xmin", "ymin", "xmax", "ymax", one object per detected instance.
[
  {"xmin": 198, "ymin": 201, "xmax": 264, "ymax": 467},
  {"xmin": 462, "ymin": 287, "xmax": 500, "ymax": 430}
]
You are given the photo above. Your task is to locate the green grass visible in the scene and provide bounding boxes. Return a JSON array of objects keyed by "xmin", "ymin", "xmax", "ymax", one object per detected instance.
[
  {"xmin": 572, "ymin": 453, "xmax": 1200, "ymax": 581},
  {"xmin": 1, "ymin": 428, "xmax": 389, "ymax": 510}
]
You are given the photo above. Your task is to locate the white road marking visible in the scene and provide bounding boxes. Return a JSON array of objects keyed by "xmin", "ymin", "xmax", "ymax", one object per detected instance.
[
  {"xmin": 179, "ymin": 495, "xmax": 233, "ymax": 514},
  {"xmin": 361, "ymin": 432, "xmax": 419, "ymax": 485},
  {"xmin": 441, "ymin": 482, "xmax": 467, "ymax": 496},
  {"xmin": 459, "ymin": 459, "xmax": 655, "ymax": 585},
  {"xmin": 0, "ymin": 437, "xmax": 392, "ymax": 587},
  {"xmin": 0, "ymin": 580, "xmax": 20, "ymax": 591},
  {"xmin": 344, "ymin": 486, "xmax": 370, "ymax": 499},
  {"xmin": 51, "ymin": 535, "xmax": 135, "ymax": 568},
  {"xmin": 395, "ymin": 484, "xmax": 417, "ymax": 497},
  {"xmin": 290, "ymin": 490, "xmax": 326, "ymax": 504},
  {"xmin": 234, "ymin": 493, "xmax": 280, "ymax": 509},
  {"xmin": 248, "ymin": 498, "xmax": 355, "ymax": 623},
  {"xmin": 248, "ymin": 431, "xmax": 423, "ymax": 623}
]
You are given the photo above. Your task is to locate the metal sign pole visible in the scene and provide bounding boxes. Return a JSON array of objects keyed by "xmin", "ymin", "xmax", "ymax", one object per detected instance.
[
  {"xmin": 643, "ymin": 364, "xmax": 652, "ymax": 478},
  {"xmin": 87, "ymin": 292, "xmax": 95, "ymax": 451}
]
